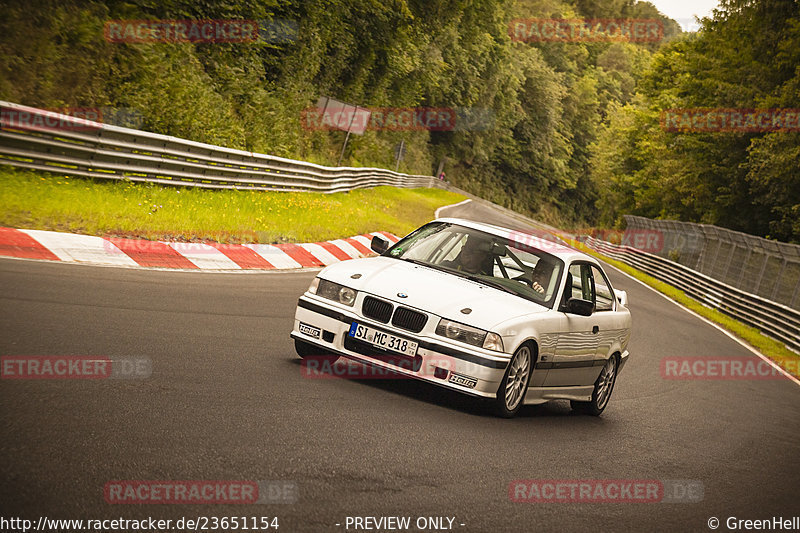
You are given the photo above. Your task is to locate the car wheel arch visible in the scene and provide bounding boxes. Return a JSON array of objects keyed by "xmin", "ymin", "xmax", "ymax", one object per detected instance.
[
  {"xmin": 603, "ymin": 341, "xmax": 625, "ymax": 361},
  {"xmin": 507, "ymin": 338, "xmax": 539, "ymax": 364},
  {"xmin": 508, "ymin": 339, "xmax": 540, "ymax": 377},
  {"xmin": 570, "ymin": 350, "xmax": 621, "ymax": 416}
]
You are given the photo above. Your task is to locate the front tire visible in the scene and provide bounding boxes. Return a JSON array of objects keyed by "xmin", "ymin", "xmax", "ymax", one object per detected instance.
[
  {"xmin": 494, "ymin": 344, "xmax": 533, "ymax": 418},
  {"xmin": 571, "ymin": 354, "xmax": 618, "ymax": 416},
  {"xmin": 294, "ymin": 339, "xmax": 339, "ymax": 364}
]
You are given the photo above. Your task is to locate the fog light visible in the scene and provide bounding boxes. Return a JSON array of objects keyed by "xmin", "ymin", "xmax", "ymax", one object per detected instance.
[{"xmin": 434, "ymin": 367, "xmax": 449, "ymax": 380}]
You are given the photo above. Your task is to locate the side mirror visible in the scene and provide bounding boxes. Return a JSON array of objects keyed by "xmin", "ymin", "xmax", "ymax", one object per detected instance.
[
  {"xmin": 371, "ymin": 235, "xmax": 390, "ymax": 254},
  {"xmin": 565, "ymin": 298, "xmax": 594, "ymax": 316},
  {"xmin": 615, "ymin": 289, "xmax": 628, "ymax": 308}
]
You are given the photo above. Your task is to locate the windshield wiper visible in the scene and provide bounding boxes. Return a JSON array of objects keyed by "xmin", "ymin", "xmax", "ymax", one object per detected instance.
[
  {"xmin": 398, "ymin": 257, "xmax": 458, "ymax": 275},
  {"xmin": 462, "ymin": 273, "xmax": 517, "ymax": 295},
  {"xmin": 398, "ymin": 257, "xmax": 433, "ymax": 268}
]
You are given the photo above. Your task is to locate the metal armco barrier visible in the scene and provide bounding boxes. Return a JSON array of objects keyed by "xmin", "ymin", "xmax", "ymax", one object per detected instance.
[
  {"xmin": 0, "ymin": 101, "xmax": 436, "ymax": 193},
  {"xmin": 624, "ymin": 215, "xmax": 800, "ymax": 311},
  {"xmin": 583, "ymin": 236, "xmax": 800, "ymax": 353}
]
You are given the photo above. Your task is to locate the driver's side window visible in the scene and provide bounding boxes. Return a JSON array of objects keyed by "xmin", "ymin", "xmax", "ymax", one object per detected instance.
[{"xmin": 566, "ymin": 263, "xmax": 591, "ymax": 301}]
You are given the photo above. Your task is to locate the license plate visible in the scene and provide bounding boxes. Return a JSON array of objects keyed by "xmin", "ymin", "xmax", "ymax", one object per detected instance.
[{"xmin": 348, "ymin": 323, "xmax": 418, "ymax": 357}]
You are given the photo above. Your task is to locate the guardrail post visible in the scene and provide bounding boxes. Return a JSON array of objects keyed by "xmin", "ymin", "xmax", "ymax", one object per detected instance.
[
  {"xmin": 769, "ymin": 259, "xmax": 786, "ymax": 301},
  {"xmin": 753, "ymin": 253, "xmax": 770, "ymax": 296},
  {"xmin": 706, "ymin": 234, "xmax": 722, "ymax": 277},
  {"xmin": 721, "ymin": 243, "xmax": 737, "ymax": 282},
  {"xmin": 740, "ymin": 247, "xmax": 752, "ymax": 289}
]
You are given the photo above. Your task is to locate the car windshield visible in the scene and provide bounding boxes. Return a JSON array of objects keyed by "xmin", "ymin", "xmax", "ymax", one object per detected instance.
[{"xmin": 386, "ymin": 222, "xmax": 564, "ymax": 307}]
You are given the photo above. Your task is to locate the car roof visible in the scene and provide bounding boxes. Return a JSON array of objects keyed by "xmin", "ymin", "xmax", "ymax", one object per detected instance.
[{"xmin": 434, "ymin": 217, "xmax": 594, "ymax": 263}]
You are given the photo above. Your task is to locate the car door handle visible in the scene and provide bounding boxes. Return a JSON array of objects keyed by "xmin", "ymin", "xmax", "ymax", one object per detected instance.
[{"xmin": 592, "ymin": 325, "xmax": 599, "ymax": 334}]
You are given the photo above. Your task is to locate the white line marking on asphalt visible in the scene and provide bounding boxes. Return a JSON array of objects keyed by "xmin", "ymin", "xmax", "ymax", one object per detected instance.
[
  {"xmin": 435, "ymin": 198, "xmax": 472, "ymax": 219},
  {"xmin": 603, "ymin": 261, "xmax": 800, "ymax": 388}
]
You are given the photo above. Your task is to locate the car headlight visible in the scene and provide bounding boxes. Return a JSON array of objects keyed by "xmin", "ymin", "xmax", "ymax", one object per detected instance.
[
  {"xmin": 313, "ymin": 278, "xmax": 357, "ymax": 307},
  {"xmin": 436, "ymin": 319, "xmax": 504, "ymax": 352},
  {"xmin": 307, "ymin": 277, "xmax": 320, "ymax": 294},
  {"xmin": 483, "ymin": 332, "xmax": 504, "ymax": 352}
]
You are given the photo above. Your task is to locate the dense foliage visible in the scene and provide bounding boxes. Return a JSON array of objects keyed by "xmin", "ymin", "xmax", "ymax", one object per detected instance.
[
  {"xmin": 1, "ymin": 0, "xmax": 796, "ymax": 240},
  {"xmin": 592, "ymin": 0, "xmax": 800, "ymax": 241}
]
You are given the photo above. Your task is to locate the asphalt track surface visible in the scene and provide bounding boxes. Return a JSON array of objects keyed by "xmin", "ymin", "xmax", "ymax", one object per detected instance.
[{"xmin": 1, "ymin": 201, "xmax": 799, "ymax": 532}]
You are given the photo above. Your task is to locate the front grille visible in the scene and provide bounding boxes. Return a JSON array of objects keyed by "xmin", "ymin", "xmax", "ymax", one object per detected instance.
[
  {"xmin": 343, "ymin": 336, "xmax": 423, "ymax": 372},
  {"xmin": 391, "ymin": 307, "xmax": 428, "ymax": 333},
  {"xmin": 362, "ymin": 296, "xmax": 393, "ymax": 323}
]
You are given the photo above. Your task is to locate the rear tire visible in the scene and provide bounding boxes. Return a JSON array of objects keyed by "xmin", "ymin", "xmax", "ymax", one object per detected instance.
[
  {"xmin": 494, "ymin": 344, "xmax": 533, "ymax": 418},
  {"xmin": 294, "ymin": 339, "xmax": 339, "ymax": 364},
  {"xmin": 571, "ymin": 354, "xmax": 618, "ymax": 416}
]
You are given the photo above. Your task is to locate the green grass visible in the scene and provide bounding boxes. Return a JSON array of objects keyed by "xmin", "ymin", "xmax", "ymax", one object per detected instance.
[
  {"xmin": 0, "ymin": 167, "xmax": 465, "ymax": 243},
  {"xmin": 566, "ymin": 238, "xmax": 800, "ymax": 379}
]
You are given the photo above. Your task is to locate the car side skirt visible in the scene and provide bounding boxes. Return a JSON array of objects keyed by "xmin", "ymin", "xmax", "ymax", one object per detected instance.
[{"xmin": 522, "ymin": 385, "xmax": 595, "ymax": 404}]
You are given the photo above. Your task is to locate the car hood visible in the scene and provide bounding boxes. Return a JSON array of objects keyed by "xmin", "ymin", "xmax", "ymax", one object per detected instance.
[{"xmin": 317, "ymin": 256, "xmax": 548, "ymax": 330}]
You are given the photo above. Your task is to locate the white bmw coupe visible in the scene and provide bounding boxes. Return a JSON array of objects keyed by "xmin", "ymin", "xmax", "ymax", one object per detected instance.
[{"xmin": 291, "ymin": 218, "xmax": 631, "ymax": 417}]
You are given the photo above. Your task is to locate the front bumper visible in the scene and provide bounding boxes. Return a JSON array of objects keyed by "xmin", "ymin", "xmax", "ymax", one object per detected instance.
[{"xmin": 290, "ymin": 295, "xmax": 511, "ymax": 398}]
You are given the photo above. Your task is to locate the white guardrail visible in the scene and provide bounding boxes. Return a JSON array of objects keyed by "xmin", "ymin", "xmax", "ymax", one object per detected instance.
[
  {"xmin": 583, "ymin": 236, "xmax": 800, "ymax": 353},
  {"xmin": 0, "ymin": 101, "xmax": 436, "ymax": 193}
]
